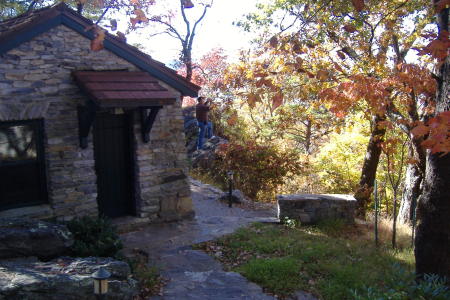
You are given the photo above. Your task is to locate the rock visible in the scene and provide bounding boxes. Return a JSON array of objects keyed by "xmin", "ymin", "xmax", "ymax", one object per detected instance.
[
  {"xmin": 292, "ymin": 291, "xmax": 318, "ymax": 300},
  {"xmin": 191, "ymin": 136, "xmax": 228, "ymax": 169},
  {"xmin": 0, "ymin": 218, "xmax": 73, "ymax": 260},
  {"xmin": 183, "ymin": 106, "xmax": 199, "ymax": 154},
  {"xmin": 218, "ymin": 189, "xmax": 248, "ymax": 204},
  {"xmin": 0, "ymin": 257, "xmax": 138, "ymax": 300}
]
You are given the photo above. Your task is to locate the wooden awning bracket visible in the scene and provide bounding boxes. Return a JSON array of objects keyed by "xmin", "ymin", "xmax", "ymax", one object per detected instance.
[
  {"xmin": 77, "ymin": 103, "xmax": 97, "ymax": 149},
  {"xmin": 140, "ymin": 106, "xmax": 162, "ymax": 143}
]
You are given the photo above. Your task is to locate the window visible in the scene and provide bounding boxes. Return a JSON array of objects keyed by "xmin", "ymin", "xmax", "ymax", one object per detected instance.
[{"xmin": 0, "ymin": 119, "xmax": 48, "ymax": 210}]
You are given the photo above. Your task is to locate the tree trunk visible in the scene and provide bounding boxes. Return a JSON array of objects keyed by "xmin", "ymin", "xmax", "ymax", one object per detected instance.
[
  {"xmin": 397, "ymin": 158, "xmax": 423, "ymax": 224},
  {"xmin": 415, "ymin": 145, "xmax": 450, "ymax": 280},
  {"xmin": 185, "ymin": 56, "xmax": 193, "ymax": 82},
  {"xmin": 354, "ymin": 114, "xmax": 387, "ymax": 217},
  {"xmin": 415, "ymin": 32, "xmax": 450, "ymax": 281},
  {"xmin": 305, "ymin": 119, "xmax": 312, "ymax": 154}
]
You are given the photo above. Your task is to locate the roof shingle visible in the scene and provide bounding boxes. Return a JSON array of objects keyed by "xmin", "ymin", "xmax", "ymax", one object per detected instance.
[{"xmin": 73, "ymin": 71, "xmax": 177, "ymax": 107}]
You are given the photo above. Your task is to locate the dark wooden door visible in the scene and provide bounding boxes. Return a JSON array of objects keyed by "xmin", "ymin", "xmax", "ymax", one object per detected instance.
[{"xmin": 93, "ymin": 113, "xmax": 134, "ymax": 218}]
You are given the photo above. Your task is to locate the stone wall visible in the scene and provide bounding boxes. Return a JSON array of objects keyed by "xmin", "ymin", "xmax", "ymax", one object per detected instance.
[
  {"xmin": 277, "ymin": 194, "xmax": 356, "ymax": 224},
  {"xmin": 0, "ymin": 25, "xmax": 192, "ymax": 222}
]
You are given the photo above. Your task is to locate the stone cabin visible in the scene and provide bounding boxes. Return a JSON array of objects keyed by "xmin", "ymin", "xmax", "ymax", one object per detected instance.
[{"xmin": 0, "ymin": 3, "xmax": 200, "ymax": 225}]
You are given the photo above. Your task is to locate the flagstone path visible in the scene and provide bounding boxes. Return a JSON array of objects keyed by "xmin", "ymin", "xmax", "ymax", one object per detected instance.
[{"xmin": 120, "ymin": 178, "xmax": 279, "ymax": 300}]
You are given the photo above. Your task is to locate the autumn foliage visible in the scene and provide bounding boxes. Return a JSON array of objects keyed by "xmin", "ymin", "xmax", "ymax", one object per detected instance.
[{"xmin": 202, "ymin": 141, "xmax": 304, "ymax": 201}]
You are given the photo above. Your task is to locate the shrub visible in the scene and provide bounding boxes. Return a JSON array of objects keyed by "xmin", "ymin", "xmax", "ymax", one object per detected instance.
[
  {"xmin": 282, "ymin": 217, "xmax": 300, "ymax": 229},
  {"xmin": 352, "ymin": 264, "xmax": 450, "ymax": 300},
  {"xmin": 128, "ymin": 255, "xmax": 162, "ymax": 298},
  {"xmin": 66, "ymin": 216, "xmax": 123, "ymax": 258},
  {"xmin": 209, "ymin": 141, "xmax": 304, "ymax": 201}
]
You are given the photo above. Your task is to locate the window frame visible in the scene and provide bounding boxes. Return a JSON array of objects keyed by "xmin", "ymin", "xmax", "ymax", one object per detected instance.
[{"xmin": 0, "ymin": 119, "xmax": 48, "ymax": 210}]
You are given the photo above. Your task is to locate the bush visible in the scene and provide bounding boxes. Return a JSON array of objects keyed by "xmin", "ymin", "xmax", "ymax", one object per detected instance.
[
  {"xmin": 209, "ymin": 141, "xmax": 303, "ymax": 201},
  {"xmin": 352, "ymin": 264, "xmax": 450, "ymax": 300},
  {"xmin": 66, "ymin": 216, "xmax": 123, "ymax": 258}
]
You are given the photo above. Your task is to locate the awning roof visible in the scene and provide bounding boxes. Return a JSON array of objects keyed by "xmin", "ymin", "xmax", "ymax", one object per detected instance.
[{"xmin": 72, "ymin": 71, "xmax": 177, "ymax": 108}]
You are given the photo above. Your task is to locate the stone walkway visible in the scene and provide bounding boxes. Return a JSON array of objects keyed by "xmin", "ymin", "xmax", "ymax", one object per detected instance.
[{"xmin": 120, "ymin": 179, "xmax": 279, "ymax": 300}]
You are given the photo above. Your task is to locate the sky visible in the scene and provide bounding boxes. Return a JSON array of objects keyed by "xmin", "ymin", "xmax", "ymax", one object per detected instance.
[{"xmin": 122, "ymin": 0, "xmax": 259, "ymax": 66}]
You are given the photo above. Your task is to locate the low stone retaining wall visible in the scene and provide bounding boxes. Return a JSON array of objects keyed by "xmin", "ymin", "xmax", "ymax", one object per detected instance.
[{"xmin": 277, "ymin": 194, "xmax": 356, "ymax": 224}]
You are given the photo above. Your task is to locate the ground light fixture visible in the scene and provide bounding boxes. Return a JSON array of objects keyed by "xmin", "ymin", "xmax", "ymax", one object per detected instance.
[{"xmin": 92, "ymin": 267, "xmax": 111, "ymax": 299}]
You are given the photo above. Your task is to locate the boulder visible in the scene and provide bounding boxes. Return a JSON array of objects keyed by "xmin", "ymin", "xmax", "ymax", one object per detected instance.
[
  {"xmin": 0, "ymin": 257, "xmax": 138, "ymax": 300},
  {"xmin": 183, "ymin": 106, "xmax": 199, "ymax": 154},
  {"xmin": 0, "ymin": 218, "xmax": 73, "ymax": 260},
  {"xmin": 184, "ymin": 118, "xmax": 199, "ymax": 153},
  {"xmin": 191, "ymin": 136, "xmax": 228, "ymax": 169}
]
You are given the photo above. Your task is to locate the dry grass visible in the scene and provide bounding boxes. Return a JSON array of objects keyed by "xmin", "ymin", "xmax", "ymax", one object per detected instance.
[{"xmin": 361, "ymin": 214, "xmax": 414, "ymax": 249}]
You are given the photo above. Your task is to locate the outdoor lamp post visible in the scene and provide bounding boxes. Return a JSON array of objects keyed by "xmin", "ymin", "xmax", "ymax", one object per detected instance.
[
  {"xmin": 92, "ymin": 267, "xmax": 111, "ymax": 300},
  {"xmin": 227, "ymin": 170, "xmax": 234, "ymax": 208}
]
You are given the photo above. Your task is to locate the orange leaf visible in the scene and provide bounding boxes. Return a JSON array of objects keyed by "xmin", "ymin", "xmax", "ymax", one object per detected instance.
[
  {"xmin": 130, "ymin": 17, "xmax": 139, "ymax": 28},
  {"xmin": 133, "ymin": 9, "xmax": 148, "ymax": 24},
  {"xmin": 343, "ymin": 24, "xmax": 357, "ymax": 33},
  {"xmin": 247, "ymin": 93, "xmax": 260, "ymax": 108},
  {"xmin": 333, "ymin": 62, "xmax": 344, "ymax": 73},
  {"xmin": 271, "ymin": 92, "xmax": 283, "ymax": 111},
  {"xmin": 90, "ymin": 26, "xmax": 105, "ymax": 51},
  {"xmin": 316, "ymin": 69, "xmax": 329, "ymax": 81},
  {"xmin": 351, "ymin": 0, "xmax": 365, "ymax": 12},
  {"xmin": 411, "ymin": 124, "xmax": 429, "ymax": 137},
  {"xmin": 91, "ymin": 37, "xmax": 104, "ymax": 51},
  {"xmin": 227, "ymin": 112, "xmax": 238, "ymax": 126}
]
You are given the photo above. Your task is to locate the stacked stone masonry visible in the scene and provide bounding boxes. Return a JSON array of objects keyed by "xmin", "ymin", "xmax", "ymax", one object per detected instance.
[
  {"xmin": 277, "ymin": 194, "xmax": 356, "ymax": 224},
  {"xmin": 0, "ymin": 25, "xmax": 193, "ymax": 223}
]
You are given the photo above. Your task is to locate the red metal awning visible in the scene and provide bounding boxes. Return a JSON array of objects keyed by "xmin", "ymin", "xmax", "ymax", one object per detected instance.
[{"xmin": 72, "ymin": 71, "xmax": 177, "ymax": 107}]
